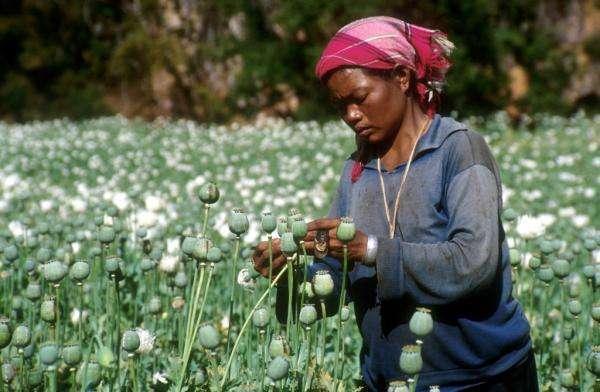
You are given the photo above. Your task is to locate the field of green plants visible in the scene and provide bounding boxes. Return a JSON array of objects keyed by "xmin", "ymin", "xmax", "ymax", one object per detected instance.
[{"xmin": 0, "ymin": 112, "xmax": 598, "ymax": 391}]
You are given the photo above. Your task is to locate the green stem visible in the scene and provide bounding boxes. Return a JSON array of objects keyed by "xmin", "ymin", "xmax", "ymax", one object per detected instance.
[
  {"xmin": 226, "ymin": 237, "xmax": 241, "ymax": 354},
  {"xmin": 334, "ymin": 245, "xmax": 349, "ymax": 384},
  {"xmin": 54, "ymin": 284, "xmax": 60, "ymax": 344},
  {"xmin": 78, "ymin": 284, "xmax": 84, "ymax": 344},
  {"xmin": 319, "ymin": 300, "xmax": 327, "ymax": 366},
  {"xmin": 286, "ymin": 256, "xmax": 294, "ymax": 341},
  {"xmin": 220, "ymin": 265, "xmax": 289, "ymax": 389},
  {"xmin": 114, "ymin": 278, "xmax": 121, "ymax": 389},
  {"xmin": 201, "ymin": 204, "xmax": 210, "ymax": 237}
]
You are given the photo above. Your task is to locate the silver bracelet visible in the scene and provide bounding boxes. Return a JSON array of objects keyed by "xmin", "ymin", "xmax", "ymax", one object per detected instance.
[{"xmin": 363, "ymin": 235, "xmax": 378, "ymax": 266}]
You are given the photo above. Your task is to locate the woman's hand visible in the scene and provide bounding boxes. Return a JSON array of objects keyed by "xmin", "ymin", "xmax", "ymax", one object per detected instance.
[
  {"xmin": 252, "ymin": 238, "xmax": 287, "ymax": 281},
  {"xmin": 304, "ymin": 218, "xmax": 368, "ymax": 264},
  {"xmin": 252, "ymin": 217, "xmax": 369, "ymax": 281}
]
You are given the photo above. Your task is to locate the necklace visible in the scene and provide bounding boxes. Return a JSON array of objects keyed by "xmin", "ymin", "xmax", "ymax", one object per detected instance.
[{"xmin": 377, "ymin": 118, "xmax": 431, "ymax": 239}]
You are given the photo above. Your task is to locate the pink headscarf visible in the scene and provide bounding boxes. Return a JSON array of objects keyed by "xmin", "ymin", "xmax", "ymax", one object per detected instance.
[
  {"xmin": 315, "ymin": 16, "xmax": 454, "ymax": 118},
  {"xmin": 315, "ymin": 16, "xmax": 455, "ymax": 182}
]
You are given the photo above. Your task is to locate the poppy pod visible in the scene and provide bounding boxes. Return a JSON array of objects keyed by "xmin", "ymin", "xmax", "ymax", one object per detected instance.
[
  {"xmin": 62, "ymin": 343, "xmax": 83, "ymax": 367},
  {"xmin": 198, "ymin": 324, "xmax": 220, "ymax": 350},
  {"xmin": 261, "ymin": 212, "xmax": 277, "ymax": 234},
  {"xmin": 299, "ymin": 304, "xmax": 317, "ymax": 326},
  {"xmin": 122, "ymin": 330, "xmax": 141, "ymax": 353},
  {"xmin": 336, "ymin": 217, "xmax": 356, "ymax": 243},
  {"xmin": 313, "ymin": 270, "xmax": 334, "ymax": 298},
  {"xmin": 409, "ymin": 307, "xmax": 433, "ymax": 337},
  {"xmin": 228, "ymin": 208, "xmax": 249, "ymax": 236},
  {"xmin": 252, "ymin": 307, "xmax": 270, "ymax": 329},
  {"xmin": 399, "ymin": 344, "xmax": 423, "ymax": 376},
  {"xmin": 198, "ymin": 182, "xmax": 220, "ymax": 204},
  {"xmin": 12, "ymin": 325, "xmax": 31, "ymax": 348},
  {"xmin": 267, "ymin": 356, "xmax": 289, "ymax": 381}
]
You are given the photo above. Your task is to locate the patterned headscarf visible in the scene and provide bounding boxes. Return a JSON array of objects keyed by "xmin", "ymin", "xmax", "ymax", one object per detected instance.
[
  {"xmin": 315, "ymin": 16, "xmax": 455, "ymax": 182},
  {"xmin": 315, "ymin": 16, "xmax": 454, "ymax": 118}
]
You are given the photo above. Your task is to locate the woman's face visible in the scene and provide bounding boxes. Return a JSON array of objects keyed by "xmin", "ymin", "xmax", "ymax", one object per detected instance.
[{"xmin": 326, "ymin": 67, "xmax": 409, "ymax": 145}]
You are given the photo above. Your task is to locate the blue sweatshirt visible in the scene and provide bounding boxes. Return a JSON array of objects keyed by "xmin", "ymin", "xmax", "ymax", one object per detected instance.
[{"xmin": 276, "ymin": 114, "xmax": 531, "ymax": 391}]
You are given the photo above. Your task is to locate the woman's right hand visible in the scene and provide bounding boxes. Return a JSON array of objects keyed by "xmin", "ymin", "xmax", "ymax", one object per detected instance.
[{"xmin": 252, "ymin": 239, "xmax": 287, "ymax": 282}]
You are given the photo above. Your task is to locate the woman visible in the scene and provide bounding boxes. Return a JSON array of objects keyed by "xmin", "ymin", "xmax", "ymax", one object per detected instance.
[{"xmin": 252, "ymin": 16, "xmax": 536, "ymax": 391}]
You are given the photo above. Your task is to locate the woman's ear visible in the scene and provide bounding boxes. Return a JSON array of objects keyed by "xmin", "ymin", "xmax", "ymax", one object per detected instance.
[{"xmin": 391, "ymin": 66, "xmax": 411, "ymax": 95}]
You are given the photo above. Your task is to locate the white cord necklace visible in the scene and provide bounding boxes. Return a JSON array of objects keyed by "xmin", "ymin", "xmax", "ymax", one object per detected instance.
[{"xmin": 377, "ymin": 118, "xmax": 431, "ymax": 239}]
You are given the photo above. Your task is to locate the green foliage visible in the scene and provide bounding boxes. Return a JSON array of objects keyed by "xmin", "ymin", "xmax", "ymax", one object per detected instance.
[{"xmin": 0, "ymin": 0, "xmax": 592, "ymax": 122}]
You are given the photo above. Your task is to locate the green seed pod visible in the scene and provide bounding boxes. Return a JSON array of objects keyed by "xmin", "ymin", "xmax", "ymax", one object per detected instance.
[
  {"xmin": 399, "ymin": 344, "xmax": 423, "ymax": 376},
  {"xmin": 509, "ymin": 249, "xmax": 520, "ymax": 267},
  {"xmin": 206, "ymin": 247, "xmax": 222, "ymax": 264},
  {"xmin": 336, "ymin": 217, "xmax": 356, "ymax": 243},
  {"xmin": 537, "ymin": 265, "xmax": 554, "ymax": 283},
  {"xmin": 1, "ymin": 363, "xmax": 15, "ymax": 384},
  {"xmin": 174, "ymin": 271, "xmax": 188, "ymax": 288},
  {"xmin": 11, "ymin": 296, "xmax": 22, "ymax": 312},
  {"xmin": 591, "ymin": 304, "xmax": 600, "ymax": 323},
  {"xmin": 12, "ymin": 325, "xmax": 31, "ymax": 348},
  {"xmin": 551, "ymin": 239, "xmax": 563, "ymax": 253},
  {"xmin": 387, "ymin": 380, "xmax": 409, "ymax": 392},
  {"xmin": 551, "ymin": 258, "xmax": 570, "ymax": 280},
  {"xmin": 409, "ymin": 307, "xmax": 434, "ymax": 337},
  {"xmin": 104, "ymin": 256, "xmax": 122, "ymax": 275},
  {"xmin": 312, "ymin": 270, "xmax": 334, "ymax": 298},
  {"xmin": 291, "ymin": 217, "xmax": 308, "ymax": 242},
  {"xmin": 559, "ymin": 369, "xmax": 574, "ymax": 388},
  {"xmin": 0, "ymin": 317, "xmax": 11, "ymax": 349},
  {"xmin": 24, "ymin": 259, "xmax": 37, "ymax": 273},
  {"xmin": 276, "ymin": 216, "xmax": 288, "ymax": 236},
  {"xmin": 22, "ymin": 343, "xmax": 34, "ymax": 359},
  {"xmin": 568, "ymin": 281, "xmax": 581, "ymax": 298},
  {"xmin": 181, "ymin": 236, "xmax": 198, "ymax": 256},
  {"xmin": 192, "ymin": 237, "xmax": 213, "ymax": 261},
  {"xmin": 36, "ymin": 247, "xmax": 52, "ymax": 263},
  {"xmin": 140, "ymin": 257, "xmax": 156, "ymax": 272},
  {"xmin": 298, "ymin": 282, "xmax": 314, "ymax": 300},
  {"xmin": 122, "ymin": 330, "xmax": 140, "ymax": 353},
  {"xmin": 252, "ymin": 307, "xmax": 270, "ymax": 329},
  {"xmin": 135, "ymin": 228, "xmax": 147, "ymax": 239},
  {"xmin": 269, "ymin": 335, "xmax": 289, "ymax": 358},
  {"xmin": 228, "ymin": 208, "xmax": 249, "ymax": 236},
  {"xmin": 562, "ymin": 323, "xmax": 575, "ymax": 341},
  {"xmin": 571, "ymin": 242, "xmax": 582, "ymax": 255},
  {"xmin": 97, "ymin": 345, "xmax": 115, "ymax": 368},
  {"xmin": 77, "ymin": 361, "xmax": 101, "ymax": 388},
  {"xmin": 539, "ymin": 240, "xmax": 554, "ymax": 255},
  {"xmin": 39, "ymin": 342, "xmax": 59, "ymax": 367},
  {"xmin": 299, "ymin": 304, "xmax": 317, "ymax": 326},
  {"xmin": 568, "ymin": 299, "xmax": 582, "ymax": 317},
  {"xmin": 584, "ymin": 239, "xmax": 596, "ymax": 251},
  {"xmin": 267, "ymin": 356, "xmax": 289, "ymax": 381},
  {"xmin": 261, "ymin": 212, "xmax": 277, "ymax": 234},
  {"xmin": 43, "ymin": 260, "xmax": 68, "ymax": 283},
  {"xmin": 27, "ymin": 368, "xmax": 43, "ymax": 387},
  {"xmin": 97, "ymin": 226, "xmax": 116, "ymax": 244},
  {"xmin": 148, "ymin": 297, "xmax": 161, "ymax": 315},
  {"xmin": 280, "ymin": 232, "xmax": 297, "ymax": 256},
  {"xmin": 583, "ymin": 264, "xmax": 596, "ymax": 279},
  {"xmin": 69, "ymin": 261, "xmax": 90, "ymax": 283},
  {"xmin": 198, "ymin": 182, "xmax": 220, "ymax": 204},
  {"xmin": 40, "ymin": 298, "xmax": 56, "ymax": 323},
  {"xmin": 3, "ymin": 245, "xmax": 18, "ymax": 262},
  {"xmin": 89, "ymin": 246, "xmax": 101, "ymax": 258},
  {"xmin": 62, "ymin": 343, "xmax": 83, "ymax": 367},
  {"xmin": 340, "ymin": 305, "xmax": 351, "ymax": 322},
  {"xmin": 24, "ymin": 282, "xmax": 42, "ymax": 301},
  {"xmin": 198, "ymin": 324, "xmax": 220, "ymax": 350},
  {"xmin": 587, "ymin": 346, "xmax": 600, "ymax": 377},
  {"xmin": 502, "ymin": 208, "xmax": 518, "ymax": 222},
  {"xmin": 528, "ymin": 256, "xmax": 541, "ymax": 270}
]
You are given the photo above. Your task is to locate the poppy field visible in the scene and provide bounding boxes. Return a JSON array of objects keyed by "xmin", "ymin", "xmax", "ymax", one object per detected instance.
[{"xmin": 0, "ymin": 112, "xmax": 598, "ymax": 391}]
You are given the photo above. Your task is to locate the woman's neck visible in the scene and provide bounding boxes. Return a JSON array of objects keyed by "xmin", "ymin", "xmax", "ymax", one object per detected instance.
[{"xmin": 377, "ymin": 103, "xmax": 430, "ymax": 171}]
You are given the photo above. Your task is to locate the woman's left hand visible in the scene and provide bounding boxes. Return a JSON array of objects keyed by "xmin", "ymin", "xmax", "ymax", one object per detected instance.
[{"xmin": 303, "ymin": 218, "xmax": 368, "ymax": 264}]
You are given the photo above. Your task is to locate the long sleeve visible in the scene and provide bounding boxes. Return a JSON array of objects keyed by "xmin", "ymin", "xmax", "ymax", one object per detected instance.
[{"xmin": 376, "ymin": 164, "xmax": 501, "ymax": 305}]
